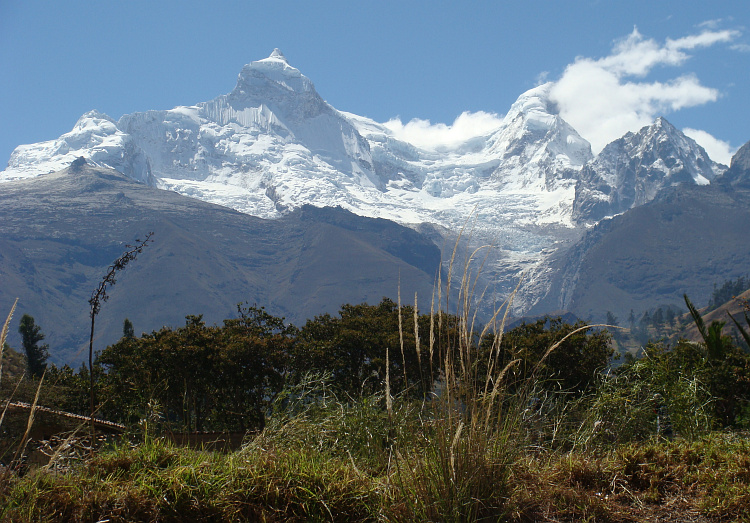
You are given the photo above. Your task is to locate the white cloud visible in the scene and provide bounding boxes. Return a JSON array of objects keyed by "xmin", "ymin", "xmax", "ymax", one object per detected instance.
[
  {"xmin": 698, "ymin": 19, "xmax": 726, "ymax": 30},
  {"xmin": 549, "ymin": 27, "xmax": 740, "ymax": 153},
  {"xmin": 682, "ymin": 128, "xmax": 736, "ymax": 165},
  {"xmin": 383, "ymin": 111, "xmax": 503, "ymax": 151}
]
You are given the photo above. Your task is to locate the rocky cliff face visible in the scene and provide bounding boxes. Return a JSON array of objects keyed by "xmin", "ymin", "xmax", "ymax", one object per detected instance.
[
  {"xmin": 537, "ymin": 140, "xmax": 750, "ymax": 322},
  {"xmin": 572, "ymin": 117, "xmax": 724, "ymax": 224}
]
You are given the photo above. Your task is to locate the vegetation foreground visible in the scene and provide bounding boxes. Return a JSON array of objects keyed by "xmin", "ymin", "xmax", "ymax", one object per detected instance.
[
  {"xmin": 2, "ymin": 406, "xmax": 750, "ymax": 522},
  {"xmin": 2, "ymin": 247, "xmax": 750, "ymax": 521}
]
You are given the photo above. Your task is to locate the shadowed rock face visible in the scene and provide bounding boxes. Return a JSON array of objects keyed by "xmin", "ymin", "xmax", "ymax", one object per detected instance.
[
  {"xmin": 719, "ymin": 140, "xmax": 750, "ymax": 189},
  {"xmin": 0, "ymin": 163, "xmax": 440, "ymax": 365}
]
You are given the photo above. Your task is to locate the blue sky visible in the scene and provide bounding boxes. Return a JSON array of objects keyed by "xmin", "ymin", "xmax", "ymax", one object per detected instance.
[{"xmin": 1, "ymin": 1, "xmax": 748, "ymax": 165}]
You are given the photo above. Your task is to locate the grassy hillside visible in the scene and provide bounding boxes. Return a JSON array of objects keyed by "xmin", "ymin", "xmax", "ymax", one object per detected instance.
[{"xmin": 1, "ymin": 344, "xmax": 25, "ymax": 379}]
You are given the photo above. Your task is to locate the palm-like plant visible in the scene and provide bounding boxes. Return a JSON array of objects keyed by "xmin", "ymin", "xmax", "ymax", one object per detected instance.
[
  {"xmin": 727, "ymin": 304, "xmax": 750, "ymax": 350},
  {"xmin": 684, "ymin": 294, "xmax": 726, "ymax": 361}
]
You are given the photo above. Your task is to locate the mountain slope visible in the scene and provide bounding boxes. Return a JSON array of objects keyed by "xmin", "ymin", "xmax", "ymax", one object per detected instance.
[
  {"xmin": 681, "ymin": 288, "xmax": 750, "ymax": 346},
  {"xmin": 537, "ymin": 182, "xmax": 750, "ymax": 322},
  {"xmin": 1, "ymin": 52, "xmax": 594, "ymax": 240},
  {"xmin": 0, "ymin": 50, "xmax": 602, "ymax": 314},
  {"xmin": 0, "ymin": 161, "xmax": 441, "ymax": 365}
]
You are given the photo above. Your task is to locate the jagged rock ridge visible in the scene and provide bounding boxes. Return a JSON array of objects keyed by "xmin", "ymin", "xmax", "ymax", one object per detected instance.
[{"xmin": 572, "ymin": 118, "xmax": 725, "ymax": 224}]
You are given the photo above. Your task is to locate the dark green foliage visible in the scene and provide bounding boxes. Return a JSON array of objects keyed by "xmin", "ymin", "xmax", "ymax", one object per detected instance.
[
  {"xmin": 652, "ymin": 307, "xmax": 664, "ymax": 327},
  {"xmin": 728, "ymin": 310, "xmax": 750, "ymax": 350},
  {"xmin": 598, "ymin": 333, "xmax": 750, "ymax": 437},
  {"xmin": 98, "ymin": 306, "xmax": 296, "ymax": 431},
  {"xmin": 295, "ymin": 298, "xmax": 437, "ymax": 398},
  {"xmin": 482, "ymin": 317, "xmax": 613, "ymax": 394},
  {"xmin": 685, "ymin": 294, "xmax": 730, "ymax": 361},
  {"xmin": 665, "ymin": 307, "xmax": 676, "ymax": 326},
  {"xmin": 53, "ymin": 304, "xmax": 615, "ymax": 433},
  {"xmin": 18, "ymin": 314, "xmax": 49, "ymax": 378},
  {"xmin": 708, "ymin": 275, "xmax": 749, "ymax": 311},
  {"xmin": 1, "ymin": 342, "xmax": 26, "ymax": 379},
  {"xmin": 43, "ymin": 363, "xmax": 92, "ymax": 415},
  {"xmin": 591, "ymin": 341, "xmax": 716, "ymax": 442}
]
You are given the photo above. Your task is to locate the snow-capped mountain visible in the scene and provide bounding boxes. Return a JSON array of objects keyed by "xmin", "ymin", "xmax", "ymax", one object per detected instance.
[
  {"xmin": 1, "ymin": 50, "xmax": 590, "ymax": 227},
  {"xmin": 4, "ymin": 110, "xmax": 155, "ymax": 185},
  {"xmin": 485, "ymin": 83, "xmax": 592, "ymax": 191},
  {"xmin": 571, "ymin": 117, "xmax": 725, "ymax": 224},
  {"xmin": 0, "ymin": 49, "xmax": 730, "ymax": 314}
]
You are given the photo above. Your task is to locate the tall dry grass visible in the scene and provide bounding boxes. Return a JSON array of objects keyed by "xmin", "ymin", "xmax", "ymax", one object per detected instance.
[
  {"xmin": 388, "ymin": 232, "xmax": 531, "ymax": 521},
  {"xmin": 0, "ymin": 298, "xmax": 18, "ymax": 392},
  {"xmin": 385, "ymin": 217, "xmax": 625, "ymax": 520},
  {"xmin": 0, "ymin": 299, "xmax": 20, "ymax": 443},
  {"xmin": 1, "ymin": 299, "xmax": 41, "ymax": 480}
]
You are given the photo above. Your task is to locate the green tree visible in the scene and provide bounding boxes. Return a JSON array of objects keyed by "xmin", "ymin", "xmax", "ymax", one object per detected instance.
[
  {"xmin": 295, "ymin": 298, "xmax": 435, "ymax": 398},
  {"xmin": 708, "ymin": 276, "xmax": 748, "ymax": 311},
  {"xmin": 652, "ymin": 307, "xmax": 664, "ymax": 329},
  {"xmin": 18, "ymin": 314, "xmax": 49, "ymax": 378},
  {"xmin": 99, "ymin": 307, "xmax": 297, "ymax": 432},
  {"xmin": 122, "ymin": 318, "xmax": 135, "ymax": 339},
  {"xmin": 665, "ymin": 307, "xmax": 676, "ymax": 326}
]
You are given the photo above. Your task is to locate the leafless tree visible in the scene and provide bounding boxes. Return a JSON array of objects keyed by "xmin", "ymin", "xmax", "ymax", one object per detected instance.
[{"xmin": 88, "ymin": 232, "xmax": 153, "ymax": 445}]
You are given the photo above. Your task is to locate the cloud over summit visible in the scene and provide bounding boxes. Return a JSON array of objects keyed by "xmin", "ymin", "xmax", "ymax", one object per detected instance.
[
  {"xmin": 383, "ymin": 111, "xmax": 503, "ymax": 152},
  {"xmin": 378, "ymin": 25, "xmax": 740, "ymax": 165},
  {"xmin": 549, "ymin": 26, "xmax": 740, "ymax": 162}
]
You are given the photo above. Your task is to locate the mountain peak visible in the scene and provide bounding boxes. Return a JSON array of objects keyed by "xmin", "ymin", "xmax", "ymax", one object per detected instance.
[
  {"xmin": 505, "ymin": 83, "xmax": 556, "ymax": 121},
  {"xmin": 233, "ymin": 48, "xmax": 313, "ymax": 96},
  {"xmin": 267, "ymin": 48, "xmax": 288, "ymax": 62},
  {"xmin": 572, "ymin": 116, "xmax": 721, "ymax": 223},
  {"xmin": 485, "ymin": 82, "xmax": 592, "ymax": 190},
  {"xmin": 650, "ymin": 116, "xmax": 681, "ymax": 139}
]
